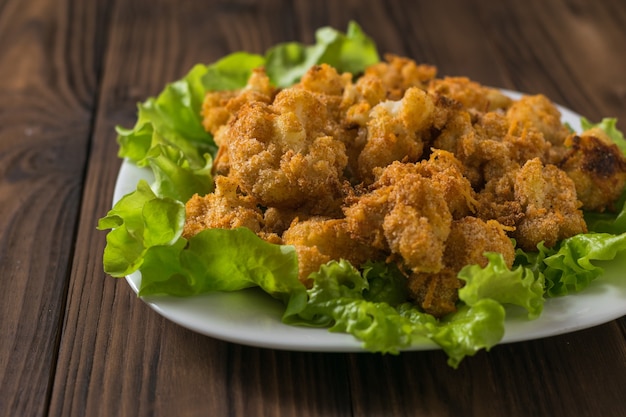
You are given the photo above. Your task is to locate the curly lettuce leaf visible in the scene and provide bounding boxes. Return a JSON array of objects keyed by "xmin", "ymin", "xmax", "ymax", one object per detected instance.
[
  {"xmin": 97, "ymin": 180, "xmax": 185, "ymax": 277},
  {"xmin": 284, "ymin": 260, "xmax": 507, "ymax": 367},
  {"xmin": 117, "ymin": 64, "xmax": 217, "ymax": 166},
  {"xmin": 425, "ymin": 300, "xmax": 505, "ymax": 368},
  {"xmin": 139, "ymin": 228, "xmax": 302, "ymax": 302},
  {"xmin": 202, "ymin": 52, "xmax": 266, "ymax": 91},
  {"xmin": 534, "ymin": 233, "xmax": 626, "ymax": 297},
  {"xmin": 265, "ymin": 21, "xmax": 379, "ymax": 87},
  {"xmin": 459, "ymin": 253, "xmax": 545, "ymax": 319},
  {"xmin": 145, "ymin": 144, "xmax": 213, "ymax": 201},
  {"xmin": 98, "ymin": 180, "xmax": 301, "ymax": 300},
  {"xmin": 361, "ymin": 260, "xmax": 408, "ymax": 305}
]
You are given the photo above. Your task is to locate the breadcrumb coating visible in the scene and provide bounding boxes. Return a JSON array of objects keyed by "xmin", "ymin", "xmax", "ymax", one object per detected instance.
[
  {"xmin": 559, "ymin": 128, "xmax": 626, "ymax": 212},
  {"xmin": 282, "ymin": 217, "xmax": 384, "ymax": 286},
  {"xmin": 407, "ymin": 216, "xmax": 514, "ymax": 317},
  {"xmin": 477, "ymin": 158, "xmax": 587, "ymax": 251},
  {"xmin": 183, "ymin": 175, "xmax": 263, "ymax": 238},
  {"xmin": 186, "ymin": 54, "xmax": 626, "ymax": 317}
]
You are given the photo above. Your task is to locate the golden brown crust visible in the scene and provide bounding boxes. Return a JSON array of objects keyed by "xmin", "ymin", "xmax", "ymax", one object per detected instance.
[
  {"xmin": 184, "ymin": 55, "xmax": 626, "ymax": 318},
  {"xmin": 559, "ymin": 129, "xmax": 626, "ymax": 212}
]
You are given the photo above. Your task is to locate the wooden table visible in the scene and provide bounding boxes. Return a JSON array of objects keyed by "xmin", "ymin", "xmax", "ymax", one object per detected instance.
[{"xmin": 2, "ymin": 0, "xmax": 625, "ymax": 416}]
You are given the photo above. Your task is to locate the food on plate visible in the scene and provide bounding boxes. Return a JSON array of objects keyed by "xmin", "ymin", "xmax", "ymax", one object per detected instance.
[
  {"xmin": 184, "ymin": 54, "xmax": 624, "ymax": 317},
  {"xmin": 98, "ymin": 22, "xmax": 626, "ymax": 367}
]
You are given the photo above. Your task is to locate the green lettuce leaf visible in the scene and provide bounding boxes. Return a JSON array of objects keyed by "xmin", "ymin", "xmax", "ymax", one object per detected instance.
[
  {"xmin": 97, "ymin": 180, "xmax": 185, "ymax": 277},
  {"xmin": 98, "ymin": 183, "xmax": 302, "ymax": 301},
  {"xmin": 139, "ymin": 227, "xmax": 302, "ymax": 302},
  {"xmin": 265, "ymin": 21, "xmax": 379, "ymax": 87},
  {"xmin": 117, "ymin": 64, "xmax": 217, "ymax": 166},
  {"xmin": 361, "ymin": 260, "xmax": 408, "ymax": 305},
  {"xmin": 584, "ymin": 190, "xmax": 626, "ymax": 235},
  {"xmin": 538, "ymin": 233, "xmax": 626, "ymax": 297},
  {"xmin": 284, "ymin": 259, "xmax": 507, "ymax": 367},
  {"xmin": 459, "ymin": 253, "xmax": 545, "ymax": 319},
  {"xmin": 145, "ymin": 144, "xmax": 214, "ymax": 201},
  {"xmin": 425, "ymin": 300, "xmax": 506, "ymax": 368},
  {"xmin": 202, "ymin": 52, "xmax": 266, "ymax": 91}
]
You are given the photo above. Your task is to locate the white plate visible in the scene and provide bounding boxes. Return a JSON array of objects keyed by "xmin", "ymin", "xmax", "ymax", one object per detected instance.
[{"xmin": 112, "ymin": 93, "xmax": 626, "ymax": 352}]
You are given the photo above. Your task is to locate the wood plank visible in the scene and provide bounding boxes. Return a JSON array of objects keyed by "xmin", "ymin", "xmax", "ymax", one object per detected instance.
[
  {"xmin": 49, "ymin": 0, "xmax": 354, "ymax": 415},
  {"xmin": 48, "ymin": 0, "xmax": 626, "ymax": 415},
  {"xmin": 349, "ymin": 320, "xmax": 626, "ymax": 417},
  {"xmin": 343, "ymin": 0, "xmax": 626, "ymax": 415},
  {"xmin": 348, "ymin": 0, "xmax": 626, "ymax": 129},
  {"xmin": 0, "ymin": 0, "xmax": 109, "ymax": 415}
]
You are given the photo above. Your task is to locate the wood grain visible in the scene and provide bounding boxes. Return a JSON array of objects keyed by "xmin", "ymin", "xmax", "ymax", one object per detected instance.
[
  {"xmin": 49, "ymin": 1, "xmax": 354, "ymax": 416},
  {"xmin": 0, "ymin": 0, "xmax": 109, "ymax": 415},
  {"xmin": 1, "ymin": 0, "xmax": 625, "ymax": 416},
  {"xmin": 349, "ymin": 320, "xmax": 626, "ymax": 417}
]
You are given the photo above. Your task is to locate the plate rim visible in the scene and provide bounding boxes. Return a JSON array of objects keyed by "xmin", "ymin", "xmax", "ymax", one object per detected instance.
[{"xmin": 111, "ymin": 90, "xmax": 626, "ymax": 352}]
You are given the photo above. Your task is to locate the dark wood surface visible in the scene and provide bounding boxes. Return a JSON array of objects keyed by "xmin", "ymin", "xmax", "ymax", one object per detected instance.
[{"xmin": 1, "ymin": 0, "xmax": 625, "ymax": 416}]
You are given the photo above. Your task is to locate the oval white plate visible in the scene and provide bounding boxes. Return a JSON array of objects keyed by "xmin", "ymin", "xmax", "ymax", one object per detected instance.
[{"xmin": 112, "ymin": 93, "xmax": 626, "ymax": 351}]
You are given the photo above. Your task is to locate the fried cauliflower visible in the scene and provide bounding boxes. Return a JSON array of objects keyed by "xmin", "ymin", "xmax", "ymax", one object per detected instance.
[
  {"xmin": 559, "ymin": 127, "xmax": 626, "ymax": 212},
  {"xmin": 184, "ymin": 54, "xmax": 626, "ymax": 317}
]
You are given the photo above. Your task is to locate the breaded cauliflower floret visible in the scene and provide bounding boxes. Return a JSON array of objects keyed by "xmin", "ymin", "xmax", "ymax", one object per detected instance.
[
  {"xmin": 183, "ymin": 175, "xmax": 263, "ymax": 238},
  {"xmin": 407, "ymin": 216, "xmax": 514, "ymax": 317},
  {"xmin": 345, "ymin": 161, "xmax": 453, "ymax": 273},
  {"xmin": 300, "ymin": 64, "xmax": 352, "ymax": 107},
  {"xmin": 363, "ymin": 54, "xmax": 437, "ymax": 100},
  {"xmin": 226, "ymin": 90, "xmax": 348, "ymax": 211},
  {"xmin": 282, "ymin": 217, "xmax": 383, "ymax": 285},
  {"xmin": 428, "ymin": 76, "xmax": 512, "ymax": 112},
  {"xmin": 202, "ymin": 67, "xmax": 276, "ymax": 136},
  {"xmin": 407, "ymin": 269, "xmax": 461, "ymax": 318},
  {"xmin": 443, "ymin": 126, "xmax": 514, "ymax": 189},
  {"xmin": 559, "ymin": 128, "xmax": 626, "ymax": 212},
  {"xmin": 341, "ymin": 73, "xmax": 387, "ymax": 127},
  {"xmin": 443, "ymin": 216, "xmax": 515, "ymax": 271},
  {"xmin": 414, "ymin": 149, "xmax": 478, "ymax": 219},
  {"xmin": 202, "ymin": 68, "xmax": 277, "ymax": 174},
  {"xmin": 435, "ymin": 109, "xmax": 557, "ymax": 189},
  {"xmin": 514, "ymin": 159, "xmax": 587, "ymax": 249},
  {"xmin": 506, "ymin": 94, "xmax": 570, "ymax": 146},
  {"xmin": 357, "ymin": 87, "xmax": 438, "ymax": 182},
  {"xmin": 478, "ymin": 158, "xmax": 587, "ymax": 251}
]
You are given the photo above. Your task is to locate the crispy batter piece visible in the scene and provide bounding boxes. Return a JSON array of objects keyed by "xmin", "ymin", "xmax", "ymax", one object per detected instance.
[
  {"xmin": 202, "ymin": 68, "xmax": 277, "ymax": 175},
  {"xmin": 356, "ymin": 87, "xmax": 437, "ymax": 182},
  {"xmin": 506, "ymin": 94, "xmax": 570, "ymax": 146},
  {"xmin": 478, "ymin": 158, "xmax": 587, "ymax": 250},
  {"xmin": 282, "ymin": 217, "xmax": 384, "ymax": 285},
  {"xmin": 227, "ymin": 96, "xmax": 348, "ymax": 212},
  {"xmin": 183, "ymin": 175, "xmax": 263, "ymax": 238},
  {"xmin": 428, "ymin": 76, "xmax": 512, "ymax": 112},
  {"xmin": 362, "ymin": 54, "xmax": 437, "ymax": 100},
  {"xmin": 407, "ymin": 216, "xmax": 514, "ymax": 317},
  {"xmin": 188, "ymin": 54, "xmax": 626, "ymax": 318},
  {"xmin": 345, "ymin": 151, "xmax": 475, "ymax": 274},
  {"xmin": 559, "ymin": 128, "xmax": 626, "ymax": 212}
]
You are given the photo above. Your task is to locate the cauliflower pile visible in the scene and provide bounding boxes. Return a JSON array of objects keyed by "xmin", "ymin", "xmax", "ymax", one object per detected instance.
[{"xmin": 182, "ymin": 55, "xmax": 626, "ymax": 317}]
